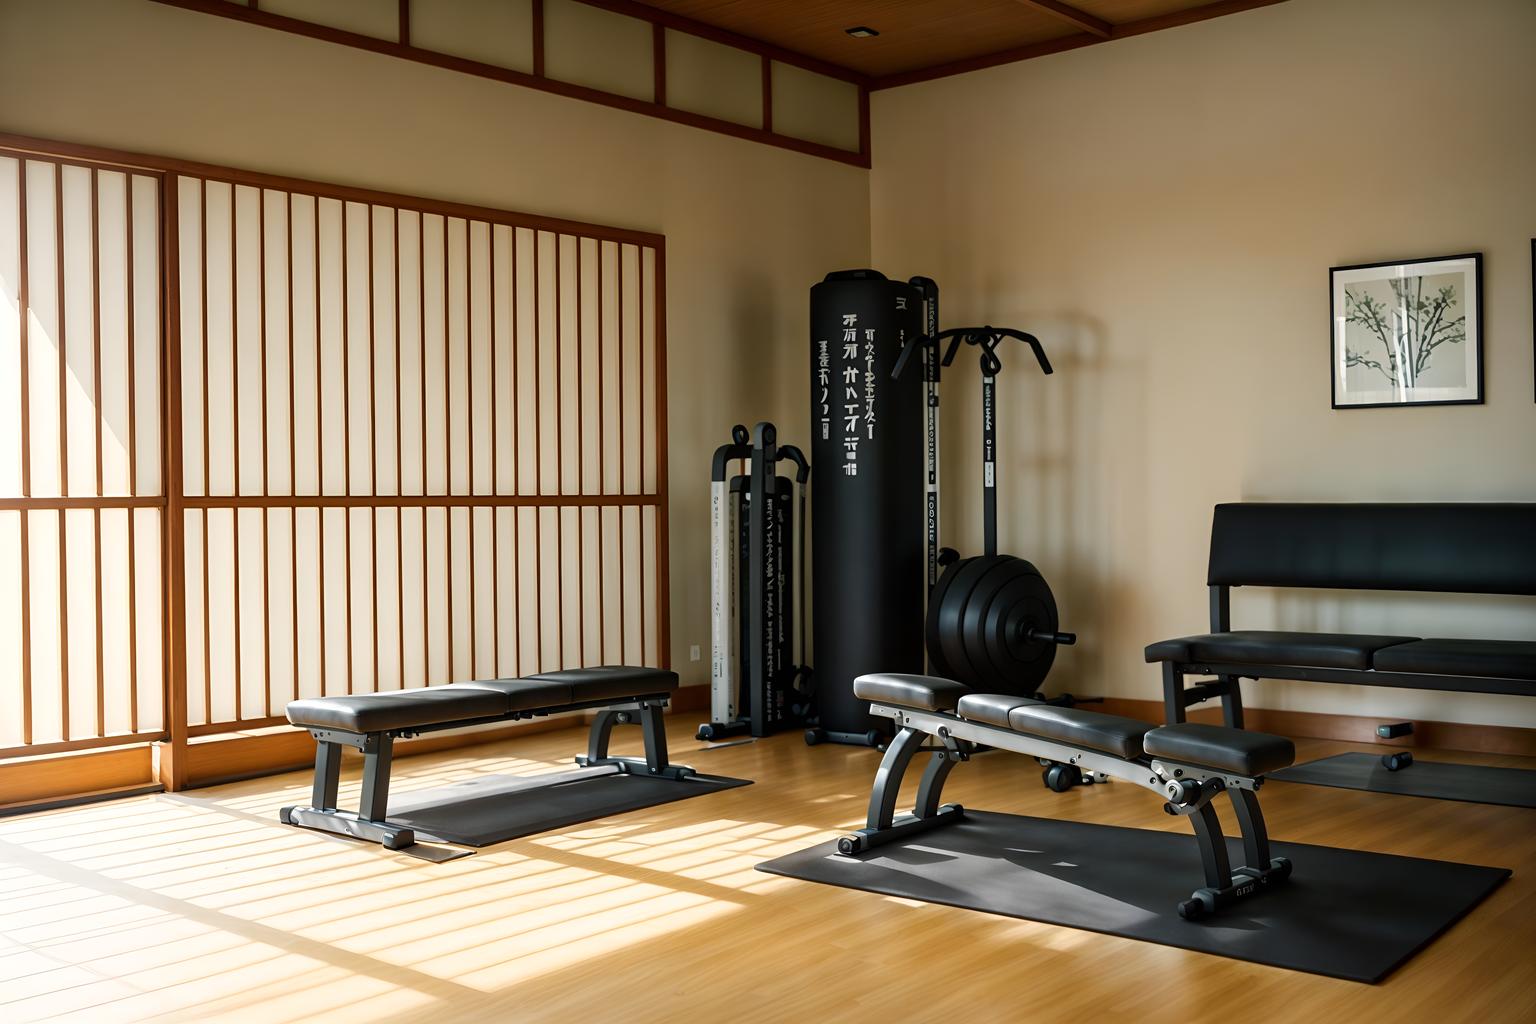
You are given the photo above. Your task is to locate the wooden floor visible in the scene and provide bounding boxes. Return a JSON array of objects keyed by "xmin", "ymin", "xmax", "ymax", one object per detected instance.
[{"xmin": 3, "ymin": 719, "xmax": 1535, "ymax": 1023}]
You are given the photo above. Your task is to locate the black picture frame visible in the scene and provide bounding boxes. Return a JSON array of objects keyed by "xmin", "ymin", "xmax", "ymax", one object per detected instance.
[{"xmin": 1329, "ymin": 252, "xmax": 1483, "ymax": 409}]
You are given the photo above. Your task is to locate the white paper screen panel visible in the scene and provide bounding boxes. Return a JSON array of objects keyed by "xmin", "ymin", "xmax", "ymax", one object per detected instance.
[
  {"xmin": 0, "ymin": 151, "xmax": 165, "ymax": 754},
  {"xmin": 174, "ymin": 176, "xmax": 662, "ymax": 729},
  {"xmin": 544, "ymin": 0, "xmax": 655, "ymax": 102},
  {"xmin": 665, "ymin": 28, "xmax": 762, "ymax": 128},
  {"xmin": 409, "ymin": 0, "xmax": 536, "ymax": 73},
  {"xmin": 771, "ymin": 61, "xmax": 861, "ymax": 152}
]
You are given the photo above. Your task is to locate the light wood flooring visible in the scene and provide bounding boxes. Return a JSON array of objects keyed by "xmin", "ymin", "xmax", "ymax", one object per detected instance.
[{"xmin": 2, "ymin": 719, "xmax": 1535, "ymax": 1023}]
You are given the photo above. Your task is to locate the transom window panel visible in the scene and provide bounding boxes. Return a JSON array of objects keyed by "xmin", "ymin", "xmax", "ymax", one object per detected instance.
[
  {"xmin": 0, "ymin": 150, "xmax": 165, "ymax": 757},
  {"xmin": 173, "ymin": 176, "xmax": 664, "ymax": 732}
]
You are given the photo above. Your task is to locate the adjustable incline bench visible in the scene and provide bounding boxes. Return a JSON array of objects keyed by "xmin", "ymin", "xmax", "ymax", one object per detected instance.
[
  {"xmin": 843, "ymin": 673, "xmax": 1296, "ymax": 919},
  {"xmin": 280, "ymin": 666, "xmax": 689, "ymax": 850}
]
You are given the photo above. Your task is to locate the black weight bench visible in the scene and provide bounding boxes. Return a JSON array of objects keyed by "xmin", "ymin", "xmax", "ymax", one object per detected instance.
[
  {"xmin": 1147, "ymin": 504, "xmax": 1536, "ymax": 768},
  {"xmin": 844, "ymin": 673, "xmax": 1295, "ymax": 918},
  {"xmin": 280, "ymin": 666, "xmax": 690, "ymax": 850}
]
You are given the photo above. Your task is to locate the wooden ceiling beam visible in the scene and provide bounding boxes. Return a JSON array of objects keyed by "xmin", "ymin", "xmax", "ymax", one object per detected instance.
[
  {"xmin": 1015, "ymin": 0, "xmax": 1112, "ymax": 39},
  {"xmin": 872, "ymin": 0, "xmax": 1291, "ymax": 89}
]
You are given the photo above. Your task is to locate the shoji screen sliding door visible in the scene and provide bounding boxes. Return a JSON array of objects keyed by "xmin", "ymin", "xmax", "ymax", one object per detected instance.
[
  {"xmin": 1, "ymin": 133, "xmax": 667, "ymax": 778},
  {"xmin": 0, "ymin": 149, "xmax": 165, "ymax": 759},
  {"xmin": 174, "ymin": 175, "xmax": 667, "ymax": 734}
]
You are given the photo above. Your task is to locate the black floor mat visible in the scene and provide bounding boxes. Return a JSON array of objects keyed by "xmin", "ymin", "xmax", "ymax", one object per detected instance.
[
  {"xmin": 385, "ymin": 766, "xmax": 750, "ymax": 846},
  {"xmin": 756, "ymin": 810, "xmax": 1508, "ymax": 982},
  {"xmin": 1271, "ymin": 752, "xmax": 1536, "ymax": 808}
]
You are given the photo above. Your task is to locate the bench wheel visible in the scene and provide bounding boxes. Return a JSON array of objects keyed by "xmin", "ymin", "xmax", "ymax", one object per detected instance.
[
  {"xmin": 1178, "ymin": 897, "xmax": 1207, "ymax": 921},
  {"xmin": 804, "ymin": 728, "xmax": 823, "ymax": 746},
  {"xmin": 1042, "ymin": 764, "xmax": 1081, "ymax": 793},
  {"xmin": 1381, "ymin": 751, "xmax": 1414, "ymax": 772}
]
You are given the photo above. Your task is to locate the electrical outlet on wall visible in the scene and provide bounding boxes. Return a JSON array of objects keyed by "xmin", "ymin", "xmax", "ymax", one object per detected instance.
[{"xmin": 690, "ymin": 645, "xmax": 702, "ymax": 661}]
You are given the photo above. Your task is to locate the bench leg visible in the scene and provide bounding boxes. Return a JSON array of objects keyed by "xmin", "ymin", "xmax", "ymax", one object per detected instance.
[
  {"xmin": 867, "ymin": 726, "xmax": 928, "ymax": 832},
  {"xmin": 1228, "ymin": 786, "xmax": 1270, "ymax": 867},
  {"xmin": 358, "ymin": 734, "xmax": 394, "ymax": 823},
  {"xmin": 640, "ymin": 701, "xmax": 669, "ymax": 774},
  {"xmin": 914, "ymin": 750, "xmax": 959, "ymax": 818},
  {"xmin": 1221, "ymin": 676, "xmax": 1245, "ymax": 730},
  {"xmin": 1163, "ymin": 663, "xmax": 1186, "ymax": 724},
  {"xmin": 312, "ymin": 740, "xmax": 342, "ymax": 811},
  {"xmin": 1187, "ymin": 800, "xmax": 1233, "ymax": 893},
  {"xmin": 587, "ymin": 708, "xmax": 621, "ymax": 763},
  {"xmin": 576, "ymin": 701, "xmax": 695, "ymax": 781},
  {"xmin": 1178, "ymin": 786, "xmax": 1293, "ymax": 920},
  {"xmin": 281, "ymin": 732, "xmax": 416, "ymax": 851},
  {"xmin": 838, "ymin": 726, "xmax": 965, "ymax": 856}
]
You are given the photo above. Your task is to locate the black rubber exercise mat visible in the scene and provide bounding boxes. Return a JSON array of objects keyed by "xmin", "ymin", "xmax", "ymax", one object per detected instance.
[
  {"xmin": 385, "ymin": 766, "xmax": 750, "ymax": 846},
  {"xmin": 756, "ymin": 810, "xmax": 1508, "ymax": 982},
  {"xmin": 1271, "ymin": 753, "xmax": 1536, "ymax": 808}
]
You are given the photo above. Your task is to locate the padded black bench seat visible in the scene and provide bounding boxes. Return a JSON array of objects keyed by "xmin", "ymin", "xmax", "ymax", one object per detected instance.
[
  {"xmin": 955, "ymin": 692, "xmax": 1039, "ymax": 727},
  {"xmin": 856, "ymin": 674, "xmax": 1292, "ymax": 778},
  {"xmin": 1371, "ymin": 639, "xmax": 1536, "ymax": 681},
  {"xmin": 1005, "ymin": 705, "xmax": 1152, "ymax": 760},
  {"xmin": 280, "ymin": 666, "xmax": 686, "ymax": 851},
  {"xmin": 286, "ymin": 667, "xmax": 680, "ymax": 735},
  {"xmin": 1145, "ymin": 631, "xmax": 1417, "ymax": 670},
  {"xmin": 287, "ymin": 687, "xmax": 509, "ymax": 734},
  {"xmin": 1146, "ymin": 723, "xmax": 1294, "ymax": 777}
]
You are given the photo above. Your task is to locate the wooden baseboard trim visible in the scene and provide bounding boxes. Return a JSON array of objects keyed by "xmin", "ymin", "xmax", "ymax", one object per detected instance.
[
  {"xmin": 1098, "ymin": 698, "xmax": 1536, "ymax": 758},
  {"xmin": 0, "ymin": 745, "xmax": 159, "ymax": 811}
]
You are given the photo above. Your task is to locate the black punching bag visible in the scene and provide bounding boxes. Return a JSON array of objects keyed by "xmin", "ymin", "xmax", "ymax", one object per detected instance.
[{"xmin": 809, "ymin": 270, "xmax": 924, "ymax": 744}]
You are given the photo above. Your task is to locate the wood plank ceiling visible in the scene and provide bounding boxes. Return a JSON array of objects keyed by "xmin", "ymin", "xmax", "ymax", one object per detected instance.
[{"xmin": 629, "ymin": 0, "xmax": 1289, "ymax": 87}]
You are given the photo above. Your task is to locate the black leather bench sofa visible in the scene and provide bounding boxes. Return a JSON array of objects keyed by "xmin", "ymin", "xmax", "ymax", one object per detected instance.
[
  {"xmin": 1147, "ymin": 503, "xmax": 1536, "ymax": 745},
  {"xmin": 280, "ymin": 666, "xmax": 688, "ymax": 849}
]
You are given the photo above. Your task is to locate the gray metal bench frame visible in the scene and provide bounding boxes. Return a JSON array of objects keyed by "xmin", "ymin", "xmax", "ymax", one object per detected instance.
[
  {"xmin": 843, "ymin": 700, "xmax": 1290, "ymax": 918},
  {"xmin": 280, "ymin": 692, "xmax": 691, "ymax": 850}
]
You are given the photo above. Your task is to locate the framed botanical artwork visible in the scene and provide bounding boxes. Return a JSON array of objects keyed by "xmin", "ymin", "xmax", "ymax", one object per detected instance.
[{"xmin": 1330, "ymin": 252, "xmax": 1482, "ymax": 408}]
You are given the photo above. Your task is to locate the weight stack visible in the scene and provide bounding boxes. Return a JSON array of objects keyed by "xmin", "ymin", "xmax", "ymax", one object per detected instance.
[{"xmin": 810, "ymin": 270, "xmax": 924, "ymax": 742}]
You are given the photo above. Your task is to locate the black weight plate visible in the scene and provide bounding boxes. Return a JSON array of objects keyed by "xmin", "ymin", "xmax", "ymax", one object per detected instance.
[
  {"xmin": 931, "ymin": 556, "xmax": 992, "ymax": 687},
  {"xmin": 924, "ymin": 557, "xmax": 965, "ymax": 680},
  {"xmin": 980, "ymin": 566, "xmax": 1058, "ymax": 692},
  {"xmin": 959, "ymin": 555, "xmax": 1033, "ymax": 691}
]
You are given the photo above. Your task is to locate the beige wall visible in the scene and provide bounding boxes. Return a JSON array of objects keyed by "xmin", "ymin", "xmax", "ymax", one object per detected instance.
[
  {"xmin": 0, "ymin": 0, "xmax": 871, "ymax": 687},
  {"xmin": 870, "ymin": 0, "xmax": 1536, "ymax": 727},
  {"xmin": 4, "ymin": 0, "xmax": 1534, "ymax": 726}
]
